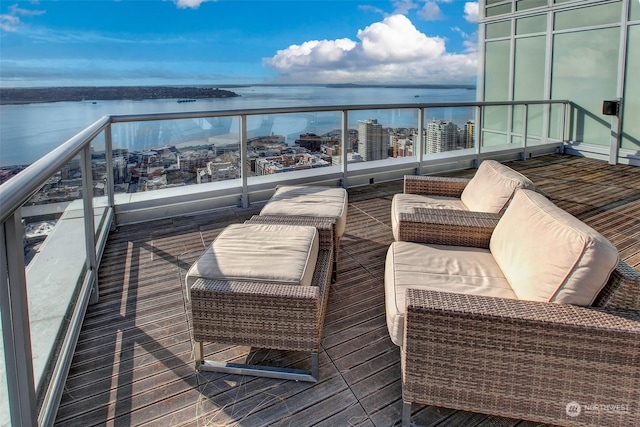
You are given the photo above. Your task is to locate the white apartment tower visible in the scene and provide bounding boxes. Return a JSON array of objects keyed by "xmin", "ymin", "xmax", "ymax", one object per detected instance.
[
  {"xmin": 425, "ymin": 119, "xmax": 459, "ymax": 154},
  {"xmin": 357, "ymin": 119, "xmax": 386, "ymax": 161}
]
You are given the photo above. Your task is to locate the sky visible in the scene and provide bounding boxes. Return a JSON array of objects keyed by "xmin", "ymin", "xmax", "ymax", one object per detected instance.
[{"xmin": 0, "ymin": 0, "xmax": 480, "ymax": 87}]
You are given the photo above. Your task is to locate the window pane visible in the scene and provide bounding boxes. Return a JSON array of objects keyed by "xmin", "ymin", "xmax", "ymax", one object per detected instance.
[
  {"xmin": 484, "ymin": 40, "xmax": 511, "ymax": 137},
  {"xmin": 517, "ymin": 0, "xmax": 547, "ymax": 12},
  {"xmin": 514, "ymin": 36, "xmax": 546, "ymax": 101},
  {"xmin": 513, "ymin": 35, "xmax": 546, "ymax": 140},
  {"xmin": 516, "ymin": 14, "xmax": 547, "ymax": 35},
  {"xmin": 631, "ymin": 0, "xmax": 640, "ymax": 21},
  {"xmin": 551, "ymin": 28, "xmax": 619, "ymax": 146},
  {"xmin": 622, "ymin": 25, "xmax": 640, "ymax": 150},
  {"xmin": 485, "ymin": 40, "xmax": 511, "ymax": 102},
  {"xmin": 487, "ymin": 3, "xmax": 512, "ymax": 17},
  {"xmin": 487, "ymin": 21, "xmax": 512, "ymax": 39},
  {"xmin": 554, "ymin": 2, "xmax": 621, "ymax": 30}
]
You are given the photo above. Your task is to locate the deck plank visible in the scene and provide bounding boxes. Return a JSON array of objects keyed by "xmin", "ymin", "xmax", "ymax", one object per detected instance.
[{"xmin": 55, "ymin": 154, "xmax": 639, "ymax": 427}]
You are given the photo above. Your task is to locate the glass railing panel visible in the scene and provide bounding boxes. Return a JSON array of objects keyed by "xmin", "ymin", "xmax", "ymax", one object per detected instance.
[
  {"xmin": 512, "ymin": 104, "xmax": 545, "ymax": 146},
  {"xmin": 89, "ymin": 131, "xmax": 111, "ymax": 243},
  {"xmin": 548, "ymin": 103, "xmax": 566, "ymax": 141},
  {"xmin": 483, "ymin": 105, "xmax": 510, "ymax": 135},
  {"xmin": 110, "ymin": 117, "xmax": 242, "ymax": 192},
  {"xmin": 243, "ymin": 111, "xmax": 341, "ymax": 179},
  {"xmin": 347, "ymin": 109, "xmax": 418, "ymax": 164},
  {"xmin": 423, "ymin": 106, "xmax": 476, "ymax": 155},
  {"xmin": 482, "ymin": 130, "xmax": 509, "ymax": 149},
  {"xmin": 20, "ymin": 153, "xmax": 89, "ymax": 409},
  {"xmin": 0, "ymin": 321, "xmax": 9, "ymax": 427}
]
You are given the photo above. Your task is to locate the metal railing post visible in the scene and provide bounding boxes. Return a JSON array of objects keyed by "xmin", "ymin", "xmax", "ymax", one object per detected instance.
[
  {"xmin": 81, "ymin": 145, "xmax": 99, "ymax": 304},
  {"xmin": 522, "ymin": 104, "xmax": 529, "ymax": 160},
  {"xmin": 105, "ymin": 123, "xmax": 115, "ymax": 211},
  {"xmin": 561, "ymin": 102, "xmax": 568, "ymax": 152},
  {"xmin": 1, "ymin": 214, "xmax": 37, "ymax": 427},
  {"xmin": 415, "ymin": 108, "xmax": 425, "ymax": 175},
  {"xmin": 341, "ymin": 110, "xmax": 348, "ymax": 188},
  {"xmin": 476, "ymin": 105, "xmax": 483, "ymax": 166},
  {"xmin": 240, "ymin": 115, "xmax": 249, "ymax": 208}
]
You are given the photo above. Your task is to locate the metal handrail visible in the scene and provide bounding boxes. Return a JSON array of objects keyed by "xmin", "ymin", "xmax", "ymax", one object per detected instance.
[
  {"xmin": 0, "ymin": 115, "xmax": 110, "ymax": 224},
  {"xmin": 0, "ymin": 99, "xmax": 570, "ymax": 225}
]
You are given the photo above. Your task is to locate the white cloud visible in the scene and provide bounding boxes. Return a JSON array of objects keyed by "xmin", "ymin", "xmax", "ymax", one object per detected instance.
[
  {"xmin": 0, "ymin": 3, "xmax": 45, "ymax": 32},
  {"xmin": 0, "ymin": 14, "xmax": 19, "ymax": 32},
  {"xmin": 418, "ymin": 1, "xmax": 443, "ymax": 21},
  {"xmin": 174, "ymin": 0, "xmax": 214, "ymax": 9},
  {"xmin": 267, "ymin": 39, "xmax": 357, "ymax": 70},
  {"xmin": 358, "ymin": 14, "xmax": 444, "ymax": 61},
  {"xmin": 464, "ymin": 2, "xmax": 479, "ymax": 23},
  {"xmin": 392, "ymin": 0, "xmax": 418, "ymax": 15},
  {"xmin": 264, "ymin": 14, "xmax": 476, "ymax": 84}
]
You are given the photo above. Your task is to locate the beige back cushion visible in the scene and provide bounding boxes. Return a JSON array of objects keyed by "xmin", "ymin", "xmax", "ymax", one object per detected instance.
[
  {"xmin": 490, "ymin": 189, "xmax": 619, "ymax": 306},
  {"xmin": 460, "ymin": 160, "xmax": 536, "ymax": 213}
]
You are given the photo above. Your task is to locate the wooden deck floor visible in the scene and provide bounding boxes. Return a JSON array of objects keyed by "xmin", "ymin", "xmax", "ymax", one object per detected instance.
[{"xmin": 55, "ymin": 154, "xmax": 640, "ymax": 427}]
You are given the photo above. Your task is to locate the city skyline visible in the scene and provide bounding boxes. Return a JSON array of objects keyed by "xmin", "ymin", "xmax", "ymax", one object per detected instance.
[{"xmin": 0, "ymin": 0, "xmax": 479, "ymax": 88}]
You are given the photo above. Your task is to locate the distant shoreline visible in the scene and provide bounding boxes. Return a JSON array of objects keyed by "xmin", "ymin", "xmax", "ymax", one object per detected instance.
[
  {"xmin": 0, "ymin": 83, "xmax": 476, "ymax": 105},
  {"xmin": 0, "ymin": 86, "xmax": 240, "ymax": 105}
]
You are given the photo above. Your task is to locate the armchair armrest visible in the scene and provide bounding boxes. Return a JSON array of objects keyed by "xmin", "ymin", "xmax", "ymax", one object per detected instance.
[
  {"xmin": 403, "ymin": 288, "xmax": 640, "ymax": 426},
  {"xmin": 594, "ymin": 260, "xmax": 640, "ymax": 311},
  {"xmin": 396, "ymin": 209, "xmax": 499, "ymax": 247},
  {"xmin": 403, "ymin": 175, "xmax": 470, "ymax": 197}
]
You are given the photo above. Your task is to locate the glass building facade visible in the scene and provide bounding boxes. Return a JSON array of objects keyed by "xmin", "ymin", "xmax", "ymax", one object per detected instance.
[{"xmin": 479, "ymin": 0, "xmax": 640, "ymax": 165}]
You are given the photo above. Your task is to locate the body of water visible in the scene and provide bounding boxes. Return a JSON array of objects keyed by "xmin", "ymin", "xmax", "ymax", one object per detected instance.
[{"xmin": 0, "ymin": 85, "xmax": 476, "ymax": 167}]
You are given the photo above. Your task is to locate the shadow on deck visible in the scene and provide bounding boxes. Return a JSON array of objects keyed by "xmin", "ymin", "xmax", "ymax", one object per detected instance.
[{"xmin": 55, "ymin": 154, "xmax": 640, "ymax": 427}]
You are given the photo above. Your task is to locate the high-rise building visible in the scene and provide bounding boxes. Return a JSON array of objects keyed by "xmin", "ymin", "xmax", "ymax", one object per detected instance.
[
  {"xmin": 461, "ymin": 120, "xmax": 475, "ymax": 149},
  {"xmin": 425, "ymin": 119, "xmax": 459, "ymax": 154},
  {"xmin": 357, "ymin": 119, "xmax": 387, "ymax": 161}
]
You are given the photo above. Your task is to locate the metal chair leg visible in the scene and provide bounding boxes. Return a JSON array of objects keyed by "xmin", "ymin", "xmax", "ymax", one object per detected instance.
[
  {"xmin": 196, "ymin": 349, "xmax": 320, "ymax": 383},
  {"xmin": 402, "ymin": 401, "xmax": 412, "ymax": 427}
]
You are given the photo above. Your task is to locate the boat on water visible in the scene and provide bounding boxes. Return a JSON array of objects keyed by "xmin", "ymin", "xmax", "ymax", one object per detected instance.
[{"xmin": 177, "ymin": 99, "xmax": 196, "ymax": 103}]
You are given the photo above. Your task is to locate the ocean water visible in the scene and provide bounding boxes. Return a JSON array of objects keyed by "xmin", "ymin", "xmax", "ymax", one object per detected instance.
[{"xmin": 0, "ymin": 85, "xmax": 476, "ymax": 166}]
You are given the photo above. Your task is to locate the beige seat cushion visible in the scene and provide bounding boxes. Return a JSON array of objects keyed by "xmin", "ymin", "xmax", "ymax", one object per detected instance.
[
  {"xmin": 460, "ymin": 160, "xmax": 536, "ymax": 213},
  {"xmin": 260, "ymin": 185, "xmax": 348, "ymax": 238},
  {"xmin": 385, "ymin": 241, "xmax": 516, "ymax": 347},
  {"xmin": 490, "ymin": 189, "xmax": 619, "ymax": 306},
  {"xmin": 391, "ymin": 193, "xmax": 467, "ymax": 240},
  {"xmin": 186, "ymin": 223, "xmax": 319, "ymax": 293}
]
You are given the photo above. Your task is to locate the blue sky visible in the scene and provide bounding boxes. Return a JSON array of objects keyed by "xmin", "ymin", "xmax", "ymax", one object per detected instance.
[{"xmin": 0, "ymin": 0, "xmax": 479, "ymax": 87}]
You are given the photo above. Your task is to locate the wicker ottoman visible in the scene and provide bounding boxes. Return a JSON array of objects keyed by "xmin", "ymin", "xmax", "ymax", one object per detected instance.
[
  {"xmin": 186, "ymin": 221, "xmax": 333, "ymax": 382},
  {"xmin": 259, "ymin": 185, "xmax": 348, "ymax": 282}
]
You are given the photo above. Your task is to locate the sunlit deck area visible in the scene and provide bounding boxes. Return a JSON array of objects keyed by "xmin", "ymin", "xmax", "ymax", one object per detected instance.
[{"xmin": 54, "ymin": 154, "xmax": 640, "ymax": 427}]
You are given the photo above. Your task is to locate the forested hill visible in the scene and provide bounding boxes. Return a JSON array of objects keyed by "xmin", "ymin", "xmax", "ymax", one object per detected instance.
[{"xmin": 0, "ymin": 86, "xmax": 240, "ymax": 105}]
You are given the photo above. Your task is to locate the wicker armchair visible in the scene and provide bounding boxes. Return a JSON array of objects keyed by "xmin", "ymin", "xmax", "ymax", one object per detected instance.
[
  {"xmin": 393, "ymin": 196, "xmax": 640, "ymax": 427},
  {"xmin": 189, "ymin": 218, "xmax": 333, "ymax": 382},
  {"xmin": 393, "ymin": 160, "xmax": 535, "ymax": 242}
]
